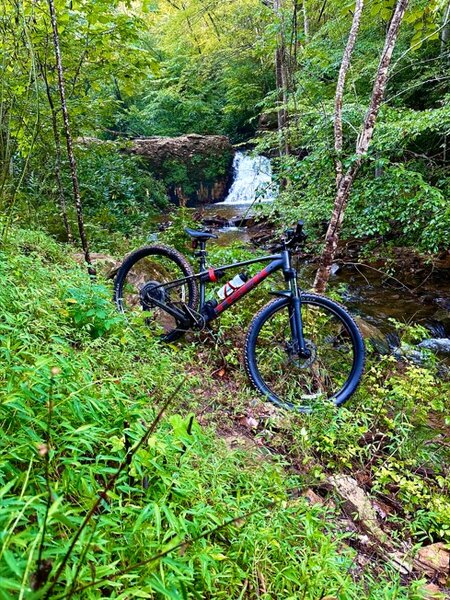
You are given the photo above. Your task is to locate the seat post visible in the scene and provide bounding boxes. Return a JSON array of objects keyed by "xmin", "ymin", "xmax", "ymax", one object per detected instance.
[{"xmin": 197, "ymin": 240, "xmax": 207, "ymax": 270}]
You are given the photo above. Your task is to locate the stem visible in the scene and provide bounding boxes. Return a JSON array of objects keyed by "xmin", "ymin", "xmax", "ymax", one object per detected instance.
[
  {"xmin": 334, "ymin": 0, "xmax": 364, "ymax": 187},
  {"xmin": 39, "ymin": 51, "xmax": 73, "ymax": 243},
  {"xmin": 36, "ymin": 377, "xmax": 54, "ymax": 570}
]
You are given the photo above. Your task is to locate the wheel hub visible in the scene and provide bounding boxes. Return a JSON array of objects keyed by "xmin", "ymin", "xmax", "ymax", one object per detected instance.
[{"xmin": 286, "ymin": 339, "xmax": 317, "ymax": 368}]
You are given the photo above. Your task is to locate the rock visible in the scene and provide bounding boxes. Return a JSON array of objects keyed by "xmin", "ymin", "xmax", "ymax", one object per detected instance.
[
  {"xmin": 425, "ymin": 320, "xmax": 448, "ymax": 339},
  {"xmin": 434, "ymin": 297, "xmax": 450, "ymax": 311},
  {"xmin": 127, "ymin": 134, "xmax": 234, "ymax": 204},
  {"xmin": 303, "ymin": 489, "xmax": 325, "ymax": 506},
  {"xmin": 328, "ymin": 475, "xmax": 389, "ymax": 545},
  {"xmin": 392, "ymin": 343, "xmax": 427, "ymax": 365},
  {"xmin": 330, "ymin": 263, "xmax": 340, "ymax": 276},
  {"xmin": 118, "ymin": 133, "xmax": 233, "ymax": 165},
  {"xmin": 388, "ymin": 551, "xmax": 414, "ymax": 576},
  {"xmin": 79, "ymin": 134, "xmax": 234, "ymax": 205},
  {"xmin": 239, "ymin": 416, "xmax": 259, "ymax": 430},
  {"xmin": 415, "ymin": 543, "xmax": 450, "ymax": 576},
  {"xmin": 250, "ymin": 232, "xmax": 273, "ymax": 247},
  {"xmin": 202, "ymin": 216, "xmax": 229, "ymax": 228},
  {"xmin": 72, "ymin": 253, "xmax": 121, "ymax": 279},
  {"xmin": 228, "ymin": 216, "xmax": 253, "ymax": 228},
  {"xmin": 354, "ymin": 317, "xmax": 385, "ymax": 341},
  {"xmin": 418, "ymin": 338, "xmax": 450, "ymax": 354},
  {"xmin": 421, "ymin": 583, "xmax": 447, "ymax": 599},
  {"xmin": 354, "ymin": 317, "xmax": 390, "ymax": 354},
  {"xmin": 432, "ymin": 309, "xmax": 450, "ymax": 333}
]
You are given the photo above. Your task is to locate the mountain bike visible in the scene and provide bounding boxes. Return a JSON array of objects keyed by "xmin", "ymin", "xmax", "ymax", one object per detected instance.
[{"xmin": 113, "ymin": 221, "xmax": 365, "ymax": 411}]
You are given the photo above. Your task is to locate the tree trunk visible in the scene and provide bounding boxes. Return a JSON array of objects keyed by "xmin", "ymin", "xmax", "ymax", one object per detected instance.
[
  {"xmin": 314, "ymin": 0, "xmax": 409, "ymax": 293},
  {"xmin": 441, "ymin": 1, "xmax": 450, "ymax": 60},
  {"xmin": 49, "ymin": 99, "xmax": 73, "ymax": 244},
  {"xmin": 334, "ymin": 0, "xmax": 364, "ymax": 187},
  {"xmin": 47, "ymin": 0, "xmax": 94, "ymax": 275},
  {"xmin": 274, "ymin": 0, "xmax": 290, "ymax": 157},
  {"xmin": 302, "ymin": 0, "xmax": 309, "ymax": 42},
  {"xmin": 40, "ymin": 62, "xmax": 73, "ymax": 243}
]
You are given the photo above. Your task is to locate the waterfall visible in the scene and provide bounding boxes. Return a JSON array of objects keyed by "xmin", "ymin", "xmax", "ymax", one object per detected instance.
[{"xmin": 221, "ymin": 152, "xmax": 275, "ymax": 205}]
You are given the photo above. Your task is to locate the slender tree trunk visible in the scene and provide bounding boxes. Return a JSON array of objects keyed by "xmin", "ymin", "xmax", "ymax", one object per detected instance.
[
  {"xmin": 40, "ymin": 63, "xmax": 73, "ymax": 243},
  {"xmin": 302, "ymin": 0, "xmax": 309, "ymax": 41},
  {"xmin": 334, "ymin": 0, "xmax": 364, "ymax": 187},
  {"xmin": 314, "ymin": 0, "xmax": 409, "ymax": 293},
  {"xmin": 49, "ymin": 98, "xmax": 73, "ymax": 244},
  {"xmin": 274, "ymin": 0, "xmax": 290, "ymax": 157},
  {"xmin": 441, "ymin": 1, "xmax": 450, "ymax": 60},
  {"xmin": 47, "ymin": 0, "xmax": 94, "ymax": 275}
]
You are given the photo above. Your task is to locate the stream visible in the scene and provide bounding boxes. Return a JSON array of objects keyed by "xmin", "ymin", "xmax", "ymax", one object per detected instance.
[{"xmin": 201, "ymin": 151, "xmax": 450, "ymax": 350}]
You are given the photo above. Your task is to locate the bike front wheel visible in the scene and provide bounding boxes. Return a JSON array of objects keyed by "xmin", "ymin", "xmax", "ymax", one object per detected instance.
[{"xmin": 244, "ymin": 294, "xmax": 365, "ymax": 411}]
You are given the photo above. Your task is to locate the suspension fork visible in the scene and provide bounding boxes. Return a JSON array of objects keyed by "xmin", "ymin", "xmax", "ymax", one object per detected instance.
[{"xmin": 288, "ymin": 294, "xmax": 310, "ymax": 358}]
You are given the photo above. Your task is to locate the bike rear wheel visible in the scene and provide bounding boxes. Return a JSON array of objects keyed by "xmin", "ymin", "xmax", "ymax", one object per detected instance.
[
  {"xmin": 113, "ymin": 244, "xmax": 198, "ymax": 342},
  {"xmin": 244, "ymin": 294, "xmax": 365, "ymax": 411}
]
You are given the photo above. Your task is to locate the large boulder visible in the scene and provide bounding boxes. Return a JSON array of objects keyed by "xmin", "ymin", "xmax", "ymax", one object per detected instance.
[
  {"xmin": 128, "ymin": 133, "xmax": 232, "ymax": 165},
  {"xmin": 126, "ymin": 134, "xmax": 234, "ymax": 206}
]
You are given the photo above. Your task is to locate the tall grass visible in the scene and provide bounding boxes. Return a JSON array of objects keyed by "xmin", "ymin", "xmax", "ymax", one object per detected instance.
[{"xmin": 0, "ymin": 229, "xmax": 431, "ymax": 598}]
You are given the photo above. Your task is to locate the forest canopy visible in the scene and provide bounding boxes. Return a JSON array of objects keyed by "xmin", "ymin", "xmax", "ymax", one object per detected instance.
[{"xmin": 1, "ymin": 0, "xmax": 449, "ymax": 252}]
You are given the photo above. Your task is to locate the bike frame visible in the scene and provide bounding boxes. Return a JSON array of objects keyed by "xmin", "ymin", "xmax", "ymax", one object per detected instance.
[{"xmin": 147, "ymin": 240, "xmax": 309, "ymax": 355}]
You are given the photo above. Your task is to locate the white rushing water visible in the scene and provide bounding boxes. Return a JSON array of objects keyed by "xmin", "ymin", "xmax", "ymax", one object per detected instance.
[{"xmin": 220, "ymin": 151, "xmax": 275, "ymax": 205}]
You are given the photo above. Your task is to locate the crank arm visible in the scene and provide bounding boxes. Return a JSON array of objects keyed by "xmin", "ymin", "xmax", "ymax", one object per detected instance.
[{"xmin": 143, "ymin": 296, "xmax": 190, "ymax": 328}]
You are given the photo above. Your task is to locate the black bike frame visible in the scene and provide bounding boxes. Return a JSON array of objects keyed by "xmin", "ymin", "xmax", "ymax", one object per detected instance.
[{"xmin": 146, "ymin": 242, "xmax": 308, "ymax": 354}]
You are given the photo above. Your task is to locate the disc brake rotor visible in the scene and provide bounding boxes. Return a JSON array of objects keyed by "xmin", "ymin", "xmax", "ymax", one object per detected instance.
[{"xmin": 286, "ymin": 339, "xmax": 317, "ymax": 369}]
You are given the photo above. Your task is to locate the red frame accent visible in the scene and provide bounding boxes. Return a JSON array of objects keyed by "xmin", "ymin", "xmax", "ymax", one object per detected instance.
[{"xmin": 213, "ymin": 266, "xmax": 271, "ymax": 316}]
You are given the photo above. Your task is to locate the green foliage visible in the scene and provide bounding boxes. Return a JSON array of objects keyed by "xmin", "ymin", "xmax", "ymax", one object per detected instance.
[
  {"xmin": 76, "ymin": 144, "xmax": 168, "ymax": 237},
  {"xmin": 259, "ymin": 130, "xmax": 450, "ymax": 252},
  {"xmin": 254, "ymin": 0, "xmax": 450, "ymax": 253},
  {"xmin": 17, "ymin": 144, "xmax": 168, "ymax": 245},
  {"xmin": 347, "ymin": 164, "xmax": 449, "ymax": 251},
  {"xmin": 2, "ymin": 0, "xmax": 450, "ymax": 257},
  {"xmin": 2, "ymin": 0, "xmax": 450, "ymax": 594},
  {"xmin": 158, "ymin": 208, "xmax": 198, "ymax": 252},
  {"xmin": 63, "ymin": 283, "xmax": 122, "ymax": 339},
  {"xmin": 259, "ymin": 346, "xmax": 450, "ymax": 545},
  {"xmin": 0, "ymin": 227, "xmax": 422, "ymax": 598},
  {"xmin": 117, "ymin": 0, "xmax": 274, "ymax": 142}
]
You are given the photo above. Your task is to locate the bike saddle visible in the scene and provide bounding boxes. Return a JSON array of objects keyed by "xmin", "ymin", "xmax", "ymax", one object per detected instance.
[{"xmin": 184, "ymin": 227, "xmax": 218, "ymax": 241}]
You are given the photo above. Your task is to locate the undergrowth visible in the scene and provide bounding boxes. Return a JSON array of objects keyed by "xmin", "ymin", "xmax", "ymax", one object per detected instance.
[{"xmin": 0, "ymin": 228, "xmax": 447, "ymax": 598}]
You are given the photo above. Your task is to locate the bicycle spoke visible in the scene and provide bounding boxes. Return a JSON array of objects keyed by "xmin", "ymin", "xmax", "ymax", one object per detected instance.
[
  {"xmin": 252, "ymin": 299, "xmax": 357, "ymax": 407},
  {"xmin": 117, "ymin": 254, "xmax": 191, "ymax": 334}
]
